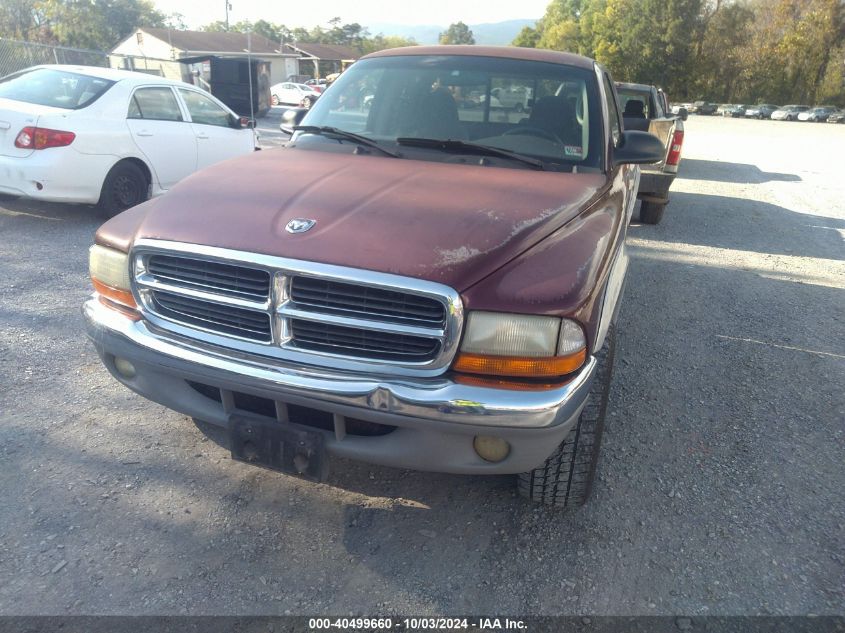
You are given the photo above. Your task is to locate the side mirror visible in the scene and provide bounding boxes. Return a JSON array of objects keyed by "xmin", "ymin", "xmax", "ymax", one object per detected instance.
[
  {"xmin": 279, "ymin": 107, "xmax": 308, "ymax": 135},
  {"xmin": 613, "ymin": 130, "xmax": 666, "ymax": 166},
  {"xmin": 678, "ymin": 107, "xmax": 688, "ymax": 121}
]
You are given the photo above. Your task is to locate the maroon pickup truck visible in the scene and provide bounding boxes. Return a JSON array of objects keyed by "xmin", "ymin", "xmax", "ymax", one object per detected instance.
[{"xmin": 84, "ymin": 46, "xmax": 663, "ymax": 508}]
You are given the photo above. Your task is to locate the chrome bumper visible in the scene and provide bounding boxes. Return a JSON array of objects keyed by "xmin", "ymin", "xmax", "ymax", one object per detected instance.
[{"xmin": 84, "ymin": 298, "xmax": 597, "ymax": 474}]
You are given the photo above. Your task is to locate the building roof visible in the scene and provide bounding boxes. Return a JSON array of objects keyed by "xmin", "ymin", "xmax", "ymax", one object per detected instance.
[
  {"xmin": 139, "ymin": 28, "xmax": 291, "ymax": 55},
  {"xmin": 364, "ymin": 45, "xmax": 595, "ymax": 69},
  {"xmin": 285, "ymin": 42, "xmax": 360, "ymax": 61}
]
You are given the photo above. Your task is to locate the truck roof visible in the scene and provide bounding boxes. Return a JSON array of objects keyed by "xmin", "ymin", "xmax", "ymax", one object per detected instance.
[
  {"xmin": 362, "ymin": 45, "xmax": 596, "ymax": 70},
  {"xmin": 615, "ymin": 81, "xmax": 655, "ymax": 92}
]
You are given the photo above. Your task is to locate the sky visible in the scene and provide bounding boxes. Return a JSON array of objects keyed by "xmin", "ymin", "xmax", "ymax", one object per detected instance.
[{"xmin": 152, "ymin": 0, "xmax": 549, "ymax": 30}]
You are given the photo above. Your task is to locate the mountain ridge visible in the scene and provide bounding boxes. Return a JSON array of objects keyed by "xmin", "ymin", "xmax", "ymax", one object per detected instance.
[{"xmin": 366, "ymin": 19, "xmax": 537, "ymax": 46}]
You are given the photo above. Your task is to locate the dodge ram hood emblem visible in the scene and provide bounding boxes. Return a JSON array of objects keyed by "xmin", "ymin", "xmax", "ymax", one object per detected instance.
[{"xmin": 285, "ymin": 218, "xmax": 316, "ymax": 234}]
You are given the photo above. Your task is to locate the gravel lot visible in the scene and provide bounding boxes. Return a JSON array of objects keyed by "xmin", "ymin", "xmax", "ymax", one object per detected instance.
[{"xmin": 0, "ymin": 115, "xmax": 843, "ymax": 616}]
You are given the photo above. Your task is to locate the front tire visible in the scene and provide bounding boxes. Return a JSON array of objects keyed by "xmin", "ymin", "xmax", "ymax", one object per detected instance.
[
  {"xmin": 639, "ymin": 200, "xmax": 666, "ymax": 224},
  {"xmin": 518, "ymin": 328, "xmax": 616, "ymax": 508},
  {"xmin": 97, "ymin": 161, "xmax": 148, "ymax": 218}
]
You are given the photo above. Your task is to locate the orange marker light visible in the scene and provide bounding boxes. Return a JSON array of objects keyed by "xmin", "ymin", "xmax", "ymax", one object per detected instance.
[
  {"xmin": 92, "ymin": 278, "xmax": 140, "ymax": 320},
  {"xmin": 453, "ymin": 349, "xmax": 586, "ymax": 378}
]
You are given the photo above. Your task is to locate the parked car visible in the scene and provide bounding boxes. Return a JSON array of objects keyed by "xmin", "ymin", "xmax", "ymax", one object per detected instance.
[
  {"xmin": 826, "ymin": 110, "xmax": 845, "ymax": 124},
  {"xmin": 489, "ymin": 85, "xmax": 533, "ymax": 112},
  {"xmin": 690, "ymin": 101, "xmax": 717, "ymax": 115},
  {"xmin": 797, "ymin": 106, "xmax": 839, "ymax": 122},
  {"xmin": 744, "ymin": 104, "xmax": 780, "ymax": 119},
  {"xmin": 671, "ymin": 102, "xmax": 691, "ymax": 118},
  {"xmin": 616, "ymin": 82, "xmax": 685, "ymax": 224},
  {"xmin": 723, "ymin": 104, "xmax": 748, "ymax": 117},
  {"xmin": 771, "ymin": 105, "xmax": 810, "ymax": 121},
  {"xmin": 84, "ymin": 46, "xmax": 664, "ymax": 509},
  {"xmin": 305, "ymin": 78, "xmax": 328, "ymax": 94},
  {"xmin": 0, "ymin": 64, "xmax": 256, "ymax": 215},
  {"xmin": 270, "ymin": 82, "xmax": 320, "ymax": 107},
  {"xmin": 716, "ymin": 103, "xmax": 733, "ymax": 116}
]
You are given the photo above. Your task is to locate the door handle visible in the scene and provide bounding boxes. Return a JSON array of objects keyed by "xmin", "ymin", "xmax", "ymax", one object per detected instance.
[
  {"xmin": 136, "ymin": 130, "xmax": 154, "ymax": 137},
  {"xmin": 196, "ymin": 133, "xmax": 209, "ymax": 140}
]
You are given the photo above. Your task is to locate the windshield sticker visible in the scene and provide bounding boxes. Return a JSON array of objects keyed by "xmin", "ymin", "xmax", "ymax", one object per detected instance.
[{"xmin": 564, "ymin": 145, "xmax": 583, "ymax": 157}]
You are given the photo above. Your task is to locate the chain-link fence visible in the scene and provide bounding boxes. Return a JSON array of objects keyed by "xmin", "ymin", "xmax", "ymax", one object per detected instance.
[
  {"xmin": 0, "ymin": 38, "xmax": 179, "ymax": 79},
  {"xmin": 0, "ymin": 38, "xmax": 112, "ymax": 77}
]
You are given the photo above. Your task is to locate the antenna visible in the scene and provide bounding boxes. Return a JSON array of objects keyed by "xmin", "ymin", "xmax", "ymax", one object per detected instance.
[{"xmin": 246, "ymin": 30, "xmax": 255, "ymax": 127}]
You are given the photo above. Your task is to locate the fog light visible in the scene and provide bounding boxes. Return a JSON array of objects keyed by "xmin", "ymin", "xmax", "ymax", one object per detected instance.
[
  {"xmin": 114, "ymin": 357, "xmax": 136, "ymax": 379},
  {"xmin": 473, "ymin": 435, "xmax": 510, "ymax": 463}
]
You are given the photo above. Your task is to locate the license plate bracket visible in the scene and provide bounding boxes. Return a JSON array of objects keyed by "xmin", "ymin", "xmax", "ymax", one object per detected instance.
[{"xmin": 229, "ymin": 415, "xmax": 328, "ymax": 482}]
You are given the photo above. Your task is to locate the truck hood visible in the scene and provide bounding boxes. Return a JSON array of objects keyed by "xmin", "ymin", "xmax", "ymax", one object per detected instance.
[{"xmin": 129, "ymin": 147, "xmax": 607, "ymax": 290}]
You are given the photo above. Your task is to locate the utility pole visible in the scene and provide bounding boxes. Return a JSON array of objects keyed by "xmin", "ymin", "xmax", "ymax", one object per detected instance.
[{"xmin": 225, "ymin": 1, "xmax": 232, "ymax": 30}]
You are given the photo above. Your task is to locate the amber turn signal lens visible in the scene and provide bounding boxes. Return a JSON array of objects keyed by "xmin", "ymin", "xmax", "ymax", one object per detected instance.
[
  {"xmin": 93, "ymin": 278, "xmax": 138, "ymax": 314},
  {"xmin": 453, "ymin": 349, "xmax": 586, "ymax": 378}
]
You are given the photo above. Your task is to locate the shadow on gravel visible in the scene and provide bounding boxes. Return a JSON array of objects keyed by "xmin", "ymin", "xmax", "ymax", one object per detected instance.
[
  {"xmin": 677, "ymin": 158, "xmax": 801, "ymax": 184},
  {"xmin": 0, "ymin": 196, "xmax": 103, "ymax": 223},
  {"xmin": 635, "ymin": 191, "xmax": 845, "ymax": 262}
]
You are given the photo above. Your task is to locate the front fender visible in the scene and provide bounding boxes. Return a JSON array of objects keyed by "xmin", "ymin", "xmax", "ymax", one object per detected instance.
[{"xmin": 460, "ymin": 169, "xmax": 630, "ymax": 352}]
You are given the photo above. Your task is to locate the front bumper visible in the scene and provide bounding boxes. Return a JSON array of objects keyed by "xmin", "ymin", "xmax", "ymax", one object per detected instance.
[{"xmin": 84, "ymin": 299, "xmax": 597, "ymax": 475}]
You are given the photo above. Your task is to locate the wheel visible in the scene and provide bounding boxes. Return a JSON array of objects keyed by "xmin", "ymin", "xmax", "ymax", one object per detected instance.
[
  {"xmin": 271, "ymin": 94, "xmax": 279, "ymax": 106},
  {"xmin": 97, "ymin": 161, "xmax": 148, "ymax": 217},
  {"xmin": 514, "ymin": 103, "xmax": 524, "ymax": 113},
  {"xmin": 639, "ymin": 200, "xmax": 666, "ymax": 224},
  {"xmin": 518, "ymin": 327, "xmax": 616, "ymax": 508}
]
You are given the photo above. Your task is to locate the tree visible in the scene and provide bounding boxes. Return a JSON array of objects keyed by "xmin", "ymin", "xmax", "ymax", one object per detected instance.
[
  {"xmin": 0, "ymin": 0, "xmax": 44, "ymax": 40},
  {"xmin": 361, "ymin": 34, "xmax": 418, "ymax": 54},
  {"xmin": 513, "ymin": 25, "xmax": 541, "ymax": 48},
  {"xmin": 34, "ymin": 0, "xmax": 166, "ymax": 50},
  {"xmin": 439, "ymin": 21, "xmax": 475, "ymax": 45}
]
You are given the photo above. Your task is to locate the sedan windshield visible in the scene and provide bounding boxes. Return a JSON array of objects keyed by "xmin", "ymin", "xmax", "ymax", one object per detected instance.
[
  {"xmin": 0, "ymin": 68, "xmax": 115, "ymax": 109},
  {"xmin": 300, "ymin": 55, "xmax": 603, "ymax": 169}
]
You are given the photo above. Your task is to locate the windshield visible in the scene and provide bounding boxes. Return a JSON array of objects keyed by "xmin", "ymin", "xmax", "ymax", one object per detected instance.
[
  {"xmin": 301, "ymin": 55, "xmax": 603, "ymax": 169},
  {"xmin": 0, "ymin": 68, "xmax": 115, "ymax": 110}
]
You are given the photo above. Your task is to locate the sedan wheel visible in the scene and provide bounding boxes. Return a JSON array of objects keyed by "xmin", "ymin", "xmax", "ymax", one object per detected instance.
[{"xmin": 98, "ymin": 162, "xmax": 148, "ymax": 218}]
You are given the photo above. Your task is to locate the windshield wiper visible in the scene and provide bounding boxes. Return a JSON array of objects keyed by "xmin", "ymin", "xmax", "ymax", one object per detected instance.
[
  {"xmin": 396, "ymin": 137, "xmax": 545, "ymax": 170},
  {"xmin": 294, "ymin": 126, "xmax": 400, "ymax": 158}
]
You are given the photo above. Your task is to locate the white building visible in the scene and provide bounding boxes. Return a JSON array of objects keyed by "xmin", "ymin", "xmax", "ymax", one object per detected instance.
[{"xmin": 109, "ymin": 27, "xmax": 300, "ymax": 86}]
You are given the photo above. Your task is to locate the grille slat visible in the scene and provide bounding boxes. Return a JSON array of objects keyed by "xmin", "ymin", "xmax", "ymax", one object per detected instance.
[
  {"xmin": 290, "ymin": 277, "xmax": 446, "ymax": 326},
  {"xmin": 147, "ymin": 255, "xmax": 270, "ymax": 301},
  {"xmin": 153, "ymin": 291, "xmax": 271, "ymax": 342},
  {"xmin": 291, "ymin": 319, "xmax": 439, "ymax": 361}
]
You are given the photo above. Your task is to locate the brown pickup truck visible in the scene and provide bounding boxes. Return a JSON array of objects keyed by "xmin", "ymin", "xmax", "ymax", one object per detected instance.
[
  {"xmin": 615, "ymin": 82, "xmax": 685, "ymax": 224},
  {"xmin": 85, "ymin": 46, "xmax": 663, "ymax": 508}
]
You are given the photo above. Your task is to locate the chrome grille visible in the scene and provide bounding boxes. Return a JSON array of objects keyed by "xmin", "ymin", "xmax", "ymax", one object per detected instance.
[
  {"xmin": 152, "ymin": 290, "xmax": 272, "ymax": 342},
  {"xmin": 290, "ymin": 319, "xmax": 440, "ymax": 362},
  {"xmin": 290, "ymin": 276, "xmax": 445, "ymax": 327},
  {"xmin": 132, "ymin": 240, "xmax": 464, "ymax": 376},
  {"xmin": 147, "ymin": 254, "xmax": 270, "ymax": 301}
]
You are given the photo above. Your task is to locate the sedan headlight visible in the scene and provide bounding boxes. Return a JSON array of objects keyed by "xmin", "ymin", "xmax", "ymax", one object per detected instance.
[
  {"xmin": 453, "ymin": 311, "xmax": 586, "ymax": 378},
  {"xmin": 89, "ymin": 244, "xmax": 137, "ymax": 312}
]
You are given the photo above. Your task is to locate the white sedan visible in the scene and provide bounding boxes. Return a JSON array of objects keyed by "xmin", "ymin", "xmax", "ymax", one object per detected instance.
[
  {"xmin": 270, "ymin": 82, "xmax": 320, "ymax": 108},
  {"xmin": 0, "ymin": 65, "xmax": 256, "ymax": 215}
]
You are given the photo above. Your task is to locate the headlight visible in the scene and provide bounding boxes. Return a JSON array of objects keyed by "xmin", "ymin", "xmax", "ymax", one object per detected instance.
[
  {"xmin": 89, "ymin": 244, "xmax": 137, "ymax": 311},
  {"xmin": 453, "ymin": 311, "xmax": 586, "ymax": 378}
]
